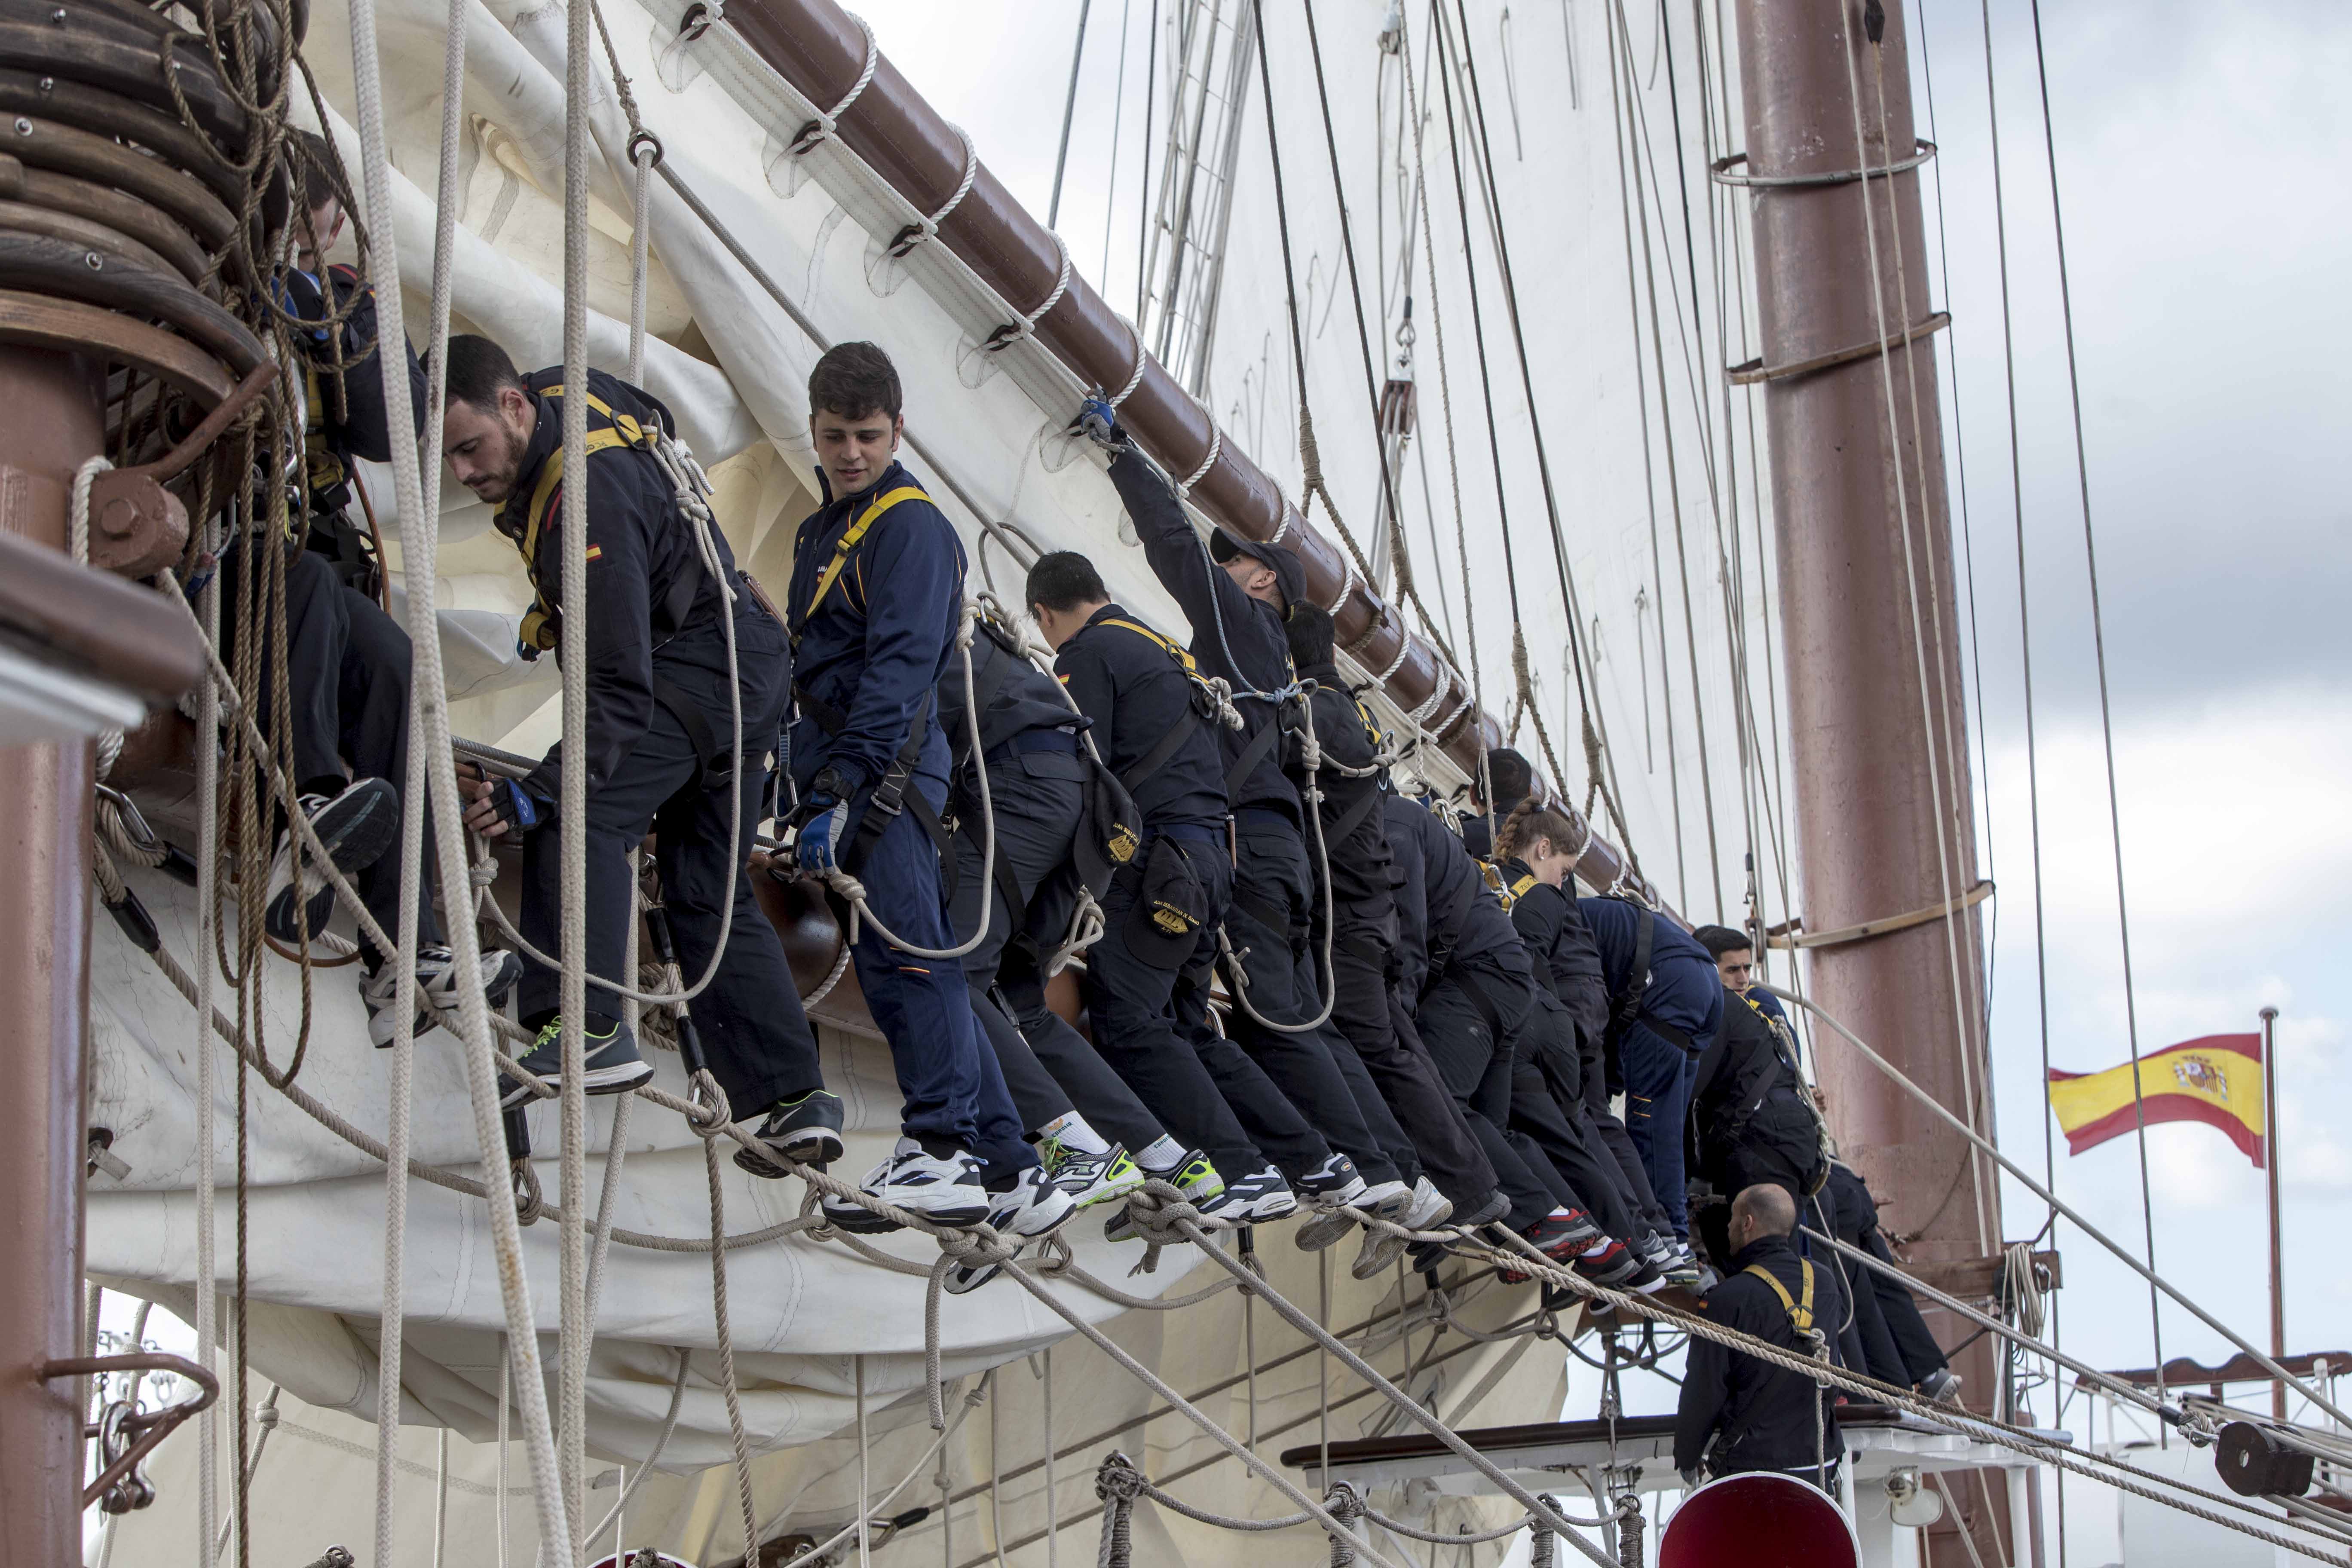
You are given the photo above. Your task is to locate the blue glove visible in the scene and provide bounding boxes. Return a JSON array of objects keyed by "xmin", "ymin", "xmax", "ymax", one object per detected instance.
[
  {"xmin": 488, "ymin": 778, "xmax": 545, "ymax": 834},
  {"xmin": 795, "ymin": 768, "xmax": 855, "ymax": 874},
  {"xmin": 1075, "ymin": 392, "xmax": 1124, "ymax": 450}
]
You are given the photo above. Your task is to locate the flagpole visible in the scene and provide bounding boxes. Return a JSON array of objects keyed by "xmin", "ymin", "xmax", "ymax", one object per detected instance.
[{"xmin": 2263, "ymin": 1005, "xmax": 2284, "ymax": 1421}]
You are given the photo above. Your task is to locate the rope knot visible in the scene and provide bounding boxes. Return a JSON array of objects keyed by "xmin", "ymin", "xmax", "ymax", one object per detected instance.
[
  {"xmin": 1095, "ymin": 1452, "xmax": 1148, "ymax": 1504},
  {"xmin": 686, "ymin": 1069, "xmax": 734, "ymax": 1136}
]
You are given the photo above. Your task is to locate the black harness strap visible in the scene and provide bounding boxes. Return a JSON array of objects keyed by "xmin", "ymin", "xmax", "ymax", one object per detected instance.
[
  {"xmin": 1325, "ymin": 783, "xmax": 1384, "ymax": 851},
  {"xmin": 1117, "ymin": 704, "xmax": 1204, "ymax": 797},
  {"xmin": 653, "ymin": 675, "xmax": 734, "ymax": 791},
  {"xmin": 1222, "ymin": 717, "xmax": 1283, "ymax": 802}
]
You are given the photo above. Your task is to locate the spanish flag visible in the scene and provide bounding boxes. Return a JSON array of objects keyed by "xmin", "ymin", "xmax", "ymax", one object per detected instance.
[{"xmin": 2047, "ymin": 1035, "xmax": 2266, "ymax": 1167}]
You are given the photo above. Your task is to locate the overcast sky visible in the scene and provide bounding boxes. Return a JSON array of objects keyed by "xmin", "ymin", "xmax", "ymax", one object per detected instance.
[{"xmin": 858, "ymin": 0, "xmax": 2352, "ymax": 1427}]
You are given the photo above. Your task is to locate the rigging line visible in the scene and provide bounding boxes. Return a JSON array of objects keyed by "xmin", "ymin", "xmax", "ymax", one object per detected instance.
[
  {"xmin": 1974, "ymin": 0, "xmax": 2063, "ymax": 1459},
  {"xmin": 1864, "ymin": 37, "xmax": 1998, "ymax": 1180},
  {"xmin": 1284, "ymin": 0, "xmax": 1448, "ymax": 668},
  {"xmin": 1136, "ymin": 0, "xmax": 1158, "ymax": 321},
  {"xmin": 1048, "ymin": 0, "xmax": 1094, "ymax": 229},
  {"xmin": 1654, "ymin": 0, "xmax": 1725, "ymax": 496},
  {"xmin": 1610, "ymin": 0, "xmax": 1713, "ymax": 907},
  {"xmin": 2028, "ymin": 0, "xmax": 2166, "ymax": 1415},
  {"xmin": 1683, "ymin": 0, "xmax": 1767, "ymax": 918},
  {"xmin": 1612, "ymin": 0, "xmax": 1731, "ymax": 916},
  {"xmin": 1604, "ymin": 1, "xmax": 1688, "ymax": 908},
  {"xmin": 1833, "ymin": 4, "xmax": 1998, "ymax": 1259},
  {"xmin": 1386, "ymin": 3, "xmax": 1496, "ymax": 822},
  {"xmin": 1443, "ymin": 0, "xmax": 1645, "ymax": 867},
  {"xmin": 1911, "ymin": 0, "xmax": 2002, "ymax": 1014},
  {"xmin": 1101, "ymin": 0, "xmax": 1133, "ymax": 282}
]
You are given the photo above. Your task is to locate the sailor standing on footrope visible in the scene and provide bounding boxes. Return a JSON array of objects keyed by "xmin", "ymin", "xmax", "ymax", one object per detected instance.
[
  {"xmin": 782, "ymin": 343, "xmax": 1068, "ymax": 1243},
  {"xmin": 1075, "ymin": 395, "xmax": 1406, "ymax": 1219},
  {"xmin": 442, "ymin": 339, "xmax": 825, "ymax": 1155}
]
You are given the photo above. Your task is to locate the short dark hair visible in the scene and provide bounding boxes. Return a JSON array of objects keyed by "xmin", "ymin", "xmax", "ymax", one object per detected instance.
[
  {"xmin": 809, "ymin": 341, "xmax": 901, "ymax": 422},
  {"xmin": 1480, "ymin": 747, "xmax": 1533, "ymax": 812},
  {"xmin": 1027, "ymin": 551, "xmax": 1109, "ymax": 614},
  {"xmin": 442, "ymin": 334, "xmax": 526, "ymax": 410},
  {"xmin": 1693, "ymin": 923, "xmax": 1753, "ymax": 959},
  {"xmin": 291, "ymin": 128, "xmax": 339, "ymax": 212},
  {"xmin": 1284, "ymin": 603, "xmax": 1335, "ymax": 669}
]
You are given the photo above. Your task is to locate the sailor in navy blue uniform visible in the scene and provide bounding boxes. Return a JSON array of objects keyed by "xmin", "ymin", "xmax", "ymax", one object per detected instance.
[
  {"xmin": 1578, "ymin": 892, "xmax": 1725, "ymax": 1243},
  {"xmin": 442, "ymin": 337, "xmax": 827, "ymax": 1172},
  {"xmin": 1031, "ymin": 551, "xmax": 1337, "ymax": 1227},
  {"xmin": 775, "ymin": 344, "xmax": 1061, "ymax": 1237},
  {"xmin": 233, "ymin": 132, "xmax": 517, "ymax": 1041},
  {"xmin": 1076, "ymin": 396, "xmax": 1403, "ymax": 1216},
  {"xmin": 1493, "ymin": 801, "xmax": 1691, "ymax": 1278},
  {"xmin": 935, "ymin": 609, "xmax": 1173, "ymax": 1216}
]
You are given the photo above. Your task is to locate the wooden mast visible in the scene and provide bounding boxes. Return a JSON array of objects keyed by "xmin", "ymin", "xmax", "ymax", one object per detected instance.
[{"xmin": 1728, "ymin": 3, "xmax": 2018, "ymax": 1561}]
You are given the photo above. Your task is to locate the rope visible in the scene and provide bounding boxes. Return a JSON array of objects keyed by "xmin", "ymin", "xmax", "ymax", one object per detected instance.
[
  {"xmin": 891, "ymin": 123, "xmax": 979, "ymax": 258},
  {"xmin": 988, "ymin": 231, "xmax": 1075, "ymax": 353},
  {"xmin": 339, "ymin": 1, "xmax": 576, "ymax": 1550}
]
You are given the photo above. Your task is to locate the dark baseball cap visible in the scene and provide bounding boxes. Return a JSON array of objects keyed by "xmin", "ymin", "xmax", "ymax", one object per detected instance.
[{"xmin": 1209, "ymin": 527, "xmax": 1305, "ymax": 611}]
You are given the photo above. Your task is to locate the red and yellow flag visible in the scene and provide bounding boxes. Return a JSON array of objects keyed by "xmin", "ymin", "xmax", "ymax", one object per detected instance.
[{"xmin": 2047, "ymin": 1034, "xmax": 2266, "ymax": 1167}]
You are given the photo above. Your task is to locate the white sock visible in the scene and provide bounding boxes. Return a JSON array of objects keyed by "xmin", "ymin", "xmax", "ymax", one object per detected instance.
[
  {"xmin": 1136, "ymin": 1136, "xmax": 1190, "ymax": 1172},
  {"xmin": 1580, "ymin": 1239, "xmax": 1614, "ymax": 1259},
  {"xmin": 1038, "ymin": 1112, "xmax": 1111, "ymax": 1156}
]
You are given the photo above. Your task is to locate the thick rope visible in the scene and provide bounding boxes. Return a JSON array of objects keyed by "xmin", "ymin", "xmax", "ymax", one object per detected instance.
[{"xmin": 339, "ymin": 2, "xmax": 573, "ymax": 1552}]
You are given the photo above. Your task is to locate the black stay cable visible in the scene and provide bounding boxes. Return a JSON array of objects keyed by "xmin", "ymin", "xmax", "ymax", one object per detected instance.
[
  {"xmin": 1443, "ymin": 0, "xmax": 1643, "ymax": 867},
  {"xmin": 1289, "ymin": 0, "xmax": 1423, "ymax": 654}
]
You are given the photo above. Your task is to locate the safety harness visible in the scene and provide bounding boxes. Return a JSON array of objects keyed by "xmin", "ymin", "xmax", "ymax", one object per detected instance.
[
  {"xmin": 785, "ymin": 480, "xmax": 951, "ymax": 875},
  {"xmin": 1604, "ymin": 901, "xmax": 1699, "ymax": 1056},
  {"xmin": 1095, "ymin": 616, "xmax": 1227, "ymax": 799},
  {"xmin": 496, "ymin": 380, "xmax": 734, "ymax": 788}
]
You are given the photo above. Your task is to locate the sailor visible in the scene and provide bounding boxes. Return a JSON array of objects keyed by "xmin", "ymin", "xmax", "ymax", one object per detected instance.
[
  {"xmin": 1694, "ymin": 924, "xmax": 1795, "ymax": 1044},
  {"xmin": 1491, "ymin": 800, "xmax": 1701, "ymax": 1287},
  {"xmin": 1577, "ymin": 889, "xmax": 1725, "ymax": 1245},
  {"xmin": 1385, "ymin": 790, "xmax": 1638, "ymax": 1280},
  {"xmin": 233, "ymin": 132, "xmax": 521, "ymax": 1040},
  {"xmin": 439, "ymin": 337, "xmax": 835, "ymax": 1180},
  {"xmin": 1457, "ymin": 745, "xmax": 1534, "ymax": 863},
  {"xmin": 1817, "ymin": 1161, "xmax": 1959, "ymax": 1401},
  {"xmin": 934, "ymin": 603, "xmax": 1172, "ymax": 1217},
  {"xmin": 1675, "ymin": 1183, "xmax": 1852, "ymax": 1494},
  {"xmin": 769, "ymin": 343, "xmax": 1066, "ymax": 1238},
  {"xmin": 1030, "ymin": 549, "xmax": 1360, "ymax": 1228},
  {"xmin": 1685, "ymin": 973, "xmax": 1831, "ymax": 1255},
  {"xmin": 1280, "ymin": 605, "xmax": 1500, "ymax": 1256},
  {"xmin": 1075, "ymin": 396, "xmax": 1409, "ymax": 1220}
]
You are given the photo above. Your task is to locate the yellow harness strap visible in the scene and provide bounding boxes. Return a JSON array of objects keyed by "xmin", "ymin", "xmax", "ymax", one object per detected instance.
[
  {"xmin": 1743, "ymin": 1259, "xmax": 1817, "ymax": 1335},
  {"xmin": 1098, "ymin": 616, "xmax": 1200, "ymax": 674},
  {"xmin": 501, "ymin": 384, "xmax": 656, "ymax": 651},
  {"xmin": 801, "ymin": 484, "xmax": 929, "ymax": 627},
  {"xmin": 1509, "ymin": 872, "xmax": 1539, "ymax": 900}
]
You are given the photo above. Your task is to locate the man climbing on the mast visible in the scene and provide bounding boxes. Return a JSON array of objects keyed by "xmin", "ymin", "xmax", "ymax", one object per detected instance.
[
  {"xmin": 242, "ymin": 130, "xmax": 521, "ymax": 1040},
  {"xmin": 438, "ymin": 338, "xmax": 826, "ymax": 1169},
  {"xmin": 1074, "ymin": 394, "xmax": 1407, "ymax": 1224},
  {"xmin": 775, "ymin": 343, "xmax": 1067, "ymax": 1240}
]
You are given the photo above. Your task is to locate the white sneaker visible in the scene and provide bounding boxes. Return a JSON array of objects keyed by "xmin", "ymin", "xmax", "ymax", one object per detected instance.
[
  {"xmin": 363, "ymin": 944, "xmax": 523, "ymax": 1047},
  {"xmin": 1201, "ymin": 1165, "xmax": 1298, "ymax": 1228},
  {"xmin": 1400, "ymin": 1177, "xmax": 1455, "ymax": 1232},
  {"xmin": 263, "ymin": 779, "xmax": 398, "ymax": 943},
  {"xmin": 858, "ymin": 1137, "xmax": 991, "ymax": 1226},
  {"xmin": 945, "ymin": 1169, "xmax": 1078, "ymax": 1295},
  {"xmin": 1357, "ymin": 1179, "xmax": 1412, "ymax": 1221}
]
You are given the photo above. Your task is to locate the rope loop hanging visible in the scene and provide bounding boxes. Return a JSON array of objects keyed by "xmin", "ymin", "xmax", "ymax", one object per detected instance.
[
  {"xmin": 787, "ymin": 12, "xmax": 879, "ymax": 156},
  {"xmin": 887, "ymin": 122, "xmax": 977, "ymax": 257},
  {"xmin": 1106, "ymin": 315, "xmax": 1150, "ymax": 407}
]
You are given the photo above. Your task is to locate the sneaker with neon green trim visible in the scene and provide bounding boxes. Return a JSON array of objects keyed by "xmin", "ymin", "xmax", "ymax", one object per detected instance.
[
  {"xmin": 1043, "ymin": 1139, "xmax": 1145, "ymax": 1211},
  {"xmin": 500, "ymin": 1017, "xmax": 652, "ymax": 1109},
  {"xmin": 1104, "ymin": 1149, "xmax": 1225, "ymax": 1242}
]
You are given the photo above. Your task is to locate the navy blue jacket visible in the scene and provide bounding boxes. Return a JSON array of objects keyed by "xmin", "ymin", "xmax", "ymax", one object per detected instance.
[
  {"xmin": 784, "ymin": 459, "xmax": 964, "ymax": 796},
  {"xmin": 938, "ymin": 622, "xmax": 1081, "ymax": 766},
  {"xmin": 1054, "ymin": 603, "xmax": 1225, "ymax": 835},
  {"xmin": 1494, "ymin": 858, "xmax": 1607, "ymax": 991},
  {"xmin": 285, "ymin": 262, "xmax": 427, "ymax": 478},
  {"xmin": 1293, "ymin": 660, "xmax": 1396, "ymax": 920},
  {"xmin": 495, "ymin": 368, "xmax": 740, "ymax": 807},
  {"xmin": 1675, "ymin": 1233, "xmax": 1848, "ymax": 1476},
  {"xmin": 1578, "ymin": 895, "xmax": 1724, "ymax": 1041},
  {"xmin": 1106, "ymin": 445, "xmax": 1299, "ymax": 821},
  {"xmin": 1384, "ymin": 794, "xmax": 1524, "ymax": 1002}
]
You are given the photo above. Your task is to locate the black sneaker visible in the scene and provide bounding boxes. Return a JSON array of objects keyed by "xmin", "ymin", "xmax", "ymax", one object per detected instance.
[
  {"xmin": 735, "ymin": 1089, "xmax": 847, "ymax": 1177},
  {"xmin": 263, "ymin": 779, "xmax": 398, "ymax": 942},
  {"xmin": 1201, "ymin": 1165, "xmax": 1299, "ymax": 1228},
  {"xmin": 363, "ymin": 944, "xmax": 522, "ymax": 1047},
  {"xmin": 1452, "ymin": 1192, "xmax": 1512, "ymax": 1230},
  {"xmin": 1572, "ymin": 1238, "xmax": 1652, "ymax": 1290},
  {"xmin": 1294, "ymin": 1152, "xmax": 1368, "ymax": 1207},
  {"xmin": 499, "ymin": 1017, "xmax": 653, "ymax": 1108},
  {"xmin": 1499, "ymin": 1209, "xmax": 1604, "ymax": 1284}
]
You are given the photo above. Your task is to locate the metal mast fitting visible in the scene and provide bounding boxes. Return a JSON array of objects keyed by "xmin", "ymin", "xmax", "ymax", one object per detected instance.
[{"xmin": 1727, "ymin": 2, "xmax": 2008, "ymax": 1561}]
